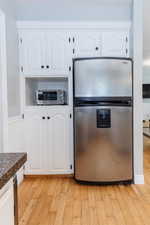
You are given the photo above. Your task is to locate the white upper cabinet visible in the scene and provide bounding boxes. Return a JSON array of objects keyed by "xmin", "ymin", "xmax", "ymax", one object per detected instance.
[
  {"xmin": 18, "ymin": 23, "xmax": 131, "ymax": 77},
  {"xmin": 19, "ymin": 31, "xmax": 71, "ymax": 76},
  {"xmin": 46, "ymin": 32, "xmax": 71, "ymax": 75},
  {"xmin": 102, "ymin": 31, "xmax": 129, "ymax": 57},
  {"xmin": 19, "ymin": 31, "xmax": 45, "ymax": 75},
  {"xmin": 74, "ymin": 32, "xmax": 101, "ymax": 58}
]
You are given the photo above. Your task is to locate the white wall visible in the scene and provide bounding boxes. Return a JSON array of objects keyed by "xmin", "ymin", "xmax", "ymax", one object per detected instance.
[
  {"xmin": 143, "ymin": 0, "xmax": 150, "ymax": 120},
  {"xmin": 143, "ymin": 51, "xmax": 150, "ymax": 119},
  {"xmin": 143, "ymin": 0, "xmax": 150, "ymax": 51},
  {"xmin": 16, "ymin": 0, "xmax": 132, "ymax": 21},
  {"xmin": 133, "ymin": 0, "xmax": 143, "ymax": 184},
  {"xmin": 0, "ymin": 0, "xmax": 20, "ymax": 117}
]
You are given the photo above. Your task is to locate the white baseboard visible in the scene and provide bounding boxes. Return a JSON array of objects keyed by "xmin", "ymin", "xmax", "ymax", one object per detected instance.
[
  {"xmin": 24, "ymin": 169, "xmax": 73, "ymax": 175},
  {"xmin": 134, "ymin": 175, "xmax": 144, "ymax": 184}
]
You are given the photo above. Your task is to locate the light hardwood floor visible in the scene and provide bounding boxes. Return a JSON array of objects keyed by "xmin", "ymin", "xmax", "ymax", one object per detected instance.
[{"xmin": 18, "ymin": 138, "xmax": 150, "ymax": 225}]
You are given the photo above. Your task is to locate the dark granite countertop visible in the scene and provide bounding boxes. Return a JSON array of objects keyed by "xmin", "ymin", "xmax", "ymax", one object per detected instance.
[{"xmin": 0, "ymin": 153, "xmax": 27, "ymax": 189}]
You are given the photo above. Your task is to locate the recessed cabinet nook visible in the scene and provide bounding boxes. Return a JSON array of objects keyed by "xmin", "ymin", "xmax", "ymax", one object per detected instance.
[{"xmin": 18, "ymin": 21, "xmax": 131, "ymax": 175}]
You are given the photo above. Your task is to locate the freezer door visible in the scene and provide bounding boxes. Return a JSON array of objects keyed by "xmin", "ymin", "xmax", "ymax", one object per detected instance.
[
  {"xmin": 74, "ymin": 106, "xmax": 133, "ymax": 182},
  {"xmin": 74, "ymin": 58, "xmax": 132, "ymax": 97}
]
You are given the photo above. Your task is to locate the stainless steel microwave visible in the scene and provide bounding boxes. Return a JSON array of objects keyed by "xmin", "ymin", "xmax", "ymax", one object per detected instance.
[{"xmin": 36, "ymin": 89, "xmax": 66, "ymax": 105}]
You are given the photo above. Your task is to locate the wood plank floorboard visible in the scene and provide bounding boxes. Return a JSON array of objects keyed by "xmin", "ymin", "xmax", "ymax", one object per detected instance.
[{"xmin": 18, "ymin": 138, "xmax": 150, "ymax": 225}]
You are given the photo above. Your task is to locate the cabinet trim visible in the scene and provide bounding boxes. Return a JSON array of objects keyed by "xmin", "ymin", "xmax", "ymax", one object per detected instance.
[
  {"xmin": 8, "ymin": 115, "xmax": 23, "ymax": 125},
  {"xmin": 17, "ymin": 21, "xmax": 131, "ymax": 30}
]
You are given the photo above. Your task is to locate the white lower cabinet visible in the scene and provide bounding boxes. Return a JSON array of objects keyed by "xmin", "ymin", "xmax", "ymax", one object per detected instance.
[
  {"xmin": 47, "ymin": 111, "xmax": 70, "ymax": 171},
  {"xmin": 24, "ymin": 108, "xmax": 72, "ymax": 174},
  {"xmin": 0, "ymin": 180, "xmax": 14, "ymax": 225},
  {"xmin": 24, "ymin": 110, "xmax": 46, "ymax": 172}
]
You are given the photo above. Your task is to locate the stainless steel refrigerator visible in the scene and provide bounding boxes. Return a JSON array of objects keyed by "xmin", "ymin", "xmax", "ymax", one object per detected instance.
[{"xmin": 73, "ymin": 58, "xmax": 133, "ymax": 183}]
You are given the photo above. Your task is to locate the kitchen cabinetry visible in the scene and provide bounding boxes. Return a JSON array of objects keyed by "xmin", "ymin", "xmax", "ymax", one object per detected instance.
[
  {"xmin": 19, "ymin": 31, "xmax": 45, "ymax": 75},
  {"xmin": 18, "ymin": 23, "xmax": 131, "ymax": 77},
  {"xmin": 24, "ymin": 110, "xmax": 45, "ymax": 171},
  {"xmin": 17, "ymin": 22, "xmax": 131, "ymax": 175},
  {"xmin": 102, "ymin": 31, "xmax": 129, "ymax": 57},
  {"xmin": 0, "ymin": 180, "xmax": 14, "ymax": 225},
  {"xmin": 19, "ymin": 31, "xmax": 71, "ymax": 76},
  {"xmin": 73, "ymin": 32, "xmax": 101, "ymax": 57},
  {"xmin": 46, "ymin": 32, "xmax": 71, "ymax": 75},
  {"xmin": 24, "ymin": 108, "xmax": 72, "ymax": 174},
  {"xmin": 47, "ymin": 109, "xmax": 70, "ymax": 171}
]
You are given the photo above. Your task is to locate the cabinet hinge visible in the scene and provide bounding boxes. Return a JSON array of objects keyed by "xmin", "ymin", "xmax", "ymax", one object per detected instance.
[
  {"xmin": 126, "ymin": 37, "xmax": 128, "ymax": 42},
  {"xmin": 73, "ymin": 37, "xmax": 75, "ymax": 43},
  {"xmin": 70, "ymin": 113, "xmax": 72, "ymax": 119},
  {"xmin": 73, "ymin": 49, "xmax": 75, "ymax": 54},
  {"xmin": 69, "ymin": 37, "xmax": 71, "ymax": 43},
  {"xmin": 126, "ymin": 48, "xmax": 128, "ymax": 55},
  {"xmin": 21, "ymin": 66, "xmax": 24, "ymax": 72},
  {"xmin": 69, "ymin": 66, "xmax": 72, "ymax": 72},
  {"xmin": 22, "ymin": 114, "xmax": 24, "ymax": 119},
  {"xmin": 70, "ymin": 164, "xmax": 73, "ymax": 170},
  {"xmin": 20, "ymin": 38, "xmax": 23, "ymax": 44}
]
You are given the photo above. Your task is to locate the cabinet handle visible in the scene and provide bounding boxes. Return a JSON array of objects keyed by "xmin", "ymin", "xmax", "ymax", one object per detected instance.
[
  {"xmin": 41, "ymin": 65, "xmax": 45, "ymax": 69},
  {"xmin": 42, "ymin": 117, "xmax": 45, "ymax": 120},
  {"xmin": 95, "ymin": 47, "xmax": 99, "ymax": 51},
  {"xmin": 47, "ymin": 117, "xmax": 50, "ymax": 120},
  {"xmin": 46, "ymin": 65, "xmax": 50, "ymax": 69}
]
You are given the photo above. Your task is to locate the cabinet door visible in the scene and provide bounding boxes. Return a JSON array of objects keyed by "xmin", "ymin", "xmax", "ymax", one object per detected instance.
[
  {"xmin": 20, "ymin": 31, "xmax": 45, "ymax": 75},
  {"xmin": 47, "ymin": 110, "xmax": 70, "ymax": 172},
  {"xmin": 46, "ymin": 32, "xmax": 71, "ymax": 76},
  {"xmin": 74, "ymin": 32, "xmax": 101, "ymax": 57},
  {"xmin": 24, "ymin": 110, "xmax": 47, "ymax": 172},
  {"xmin": 0, "ymin": 185, "xmax": 14, "ymax": 225},
  {"xmin": 102, "ymin": 31, "xmax": 129, "ymax": 57}
]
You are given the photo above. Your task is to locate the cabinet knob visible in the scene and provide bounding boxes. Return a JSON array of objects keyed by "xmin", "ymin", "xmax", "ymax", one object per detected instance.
[
  {"xmin": 47, "ymin": 117, "xmax": 50, "ymax": 120},
  {"xmin": 95, "ymin": 47, "xmax": 99, "ymax": 51},
  {"xmin": 41, "ymin": 65, "xmax": 45, "ymax": 69},
  {"xmin": 46, "ymin": 65, "xmax": 50, "ymax": 69},
  {"xmin": 42, "ymin": 117, "xmax": 45, "ymax": 120}
]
